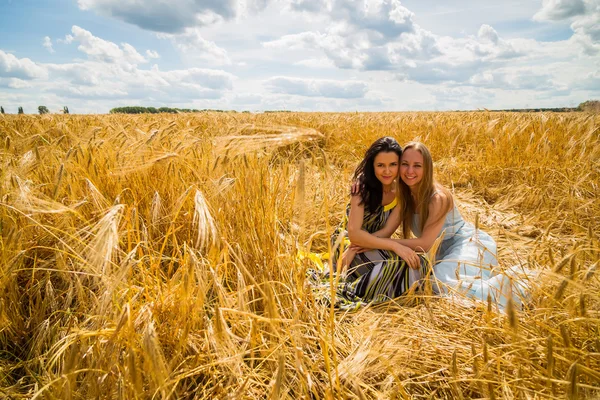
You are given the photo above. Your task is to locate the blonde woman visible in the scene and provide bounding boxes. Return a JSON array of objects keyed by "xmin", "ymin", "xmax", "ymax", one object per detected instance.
[{"xmin": 385, "ymin": 141, "xmax": 530, "ymax": 310}]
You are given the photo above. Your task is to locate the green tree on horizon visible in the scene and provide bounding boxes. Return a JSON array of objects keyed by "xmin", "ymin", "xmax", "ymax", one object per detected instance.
[
  {"xmin": 109, "ymin": 106, "xmax": 205, "ymax": 114},
  {"xmin": 578, "ymin": 100, "xmax": 600, "ymax": 112},
  {"xmin": 38, "ymin": 106, "xmax": 49, "ymax": 115},
  {"xmin": 1, "ymin": 106, "xmax": 4, "ymax": 114},
  {"xmin": 18, "ymin": 107, "xmax": 24, "ymax": 114},
  {"xmin": 64, "ymin": 106, "xmax": 70, "ymax": 114}
]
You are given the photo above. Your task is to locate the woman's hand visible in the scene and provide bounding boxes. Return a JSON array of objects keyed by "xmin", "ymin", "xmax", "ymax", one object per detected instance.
[
  {"xmin": 393, "ymin": 243, "xmax": 421, "ymax": 270},
  {"xmin": 350, "ymin": 181, "xmax": 360, "ymax": 196},
  {"xmin": 349, "ymin": 244, "xmax": 370, "ymax": 254},
  {"xmin": 339, "ymin": 247, "xmax": 357, "ymax": 275}
]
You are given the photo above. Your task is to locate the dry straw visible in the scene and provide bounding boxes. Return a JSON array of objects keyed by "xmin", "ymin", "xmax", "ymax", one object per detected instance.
[{"xmin": 0, "ymin": 112, "xmax": 598, "ymax": 398}]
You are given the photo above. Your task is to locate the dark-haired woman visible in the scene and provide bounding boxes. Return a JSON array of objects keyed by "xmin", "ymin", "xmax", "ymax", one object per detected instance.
[{"xmin": 328, "ymin": 137, "xmax": 425, "ymax": 308}]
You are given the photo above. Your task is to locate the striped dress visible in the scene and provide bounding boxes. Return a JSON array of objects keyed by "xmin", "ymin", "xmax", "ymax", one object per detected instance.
[{"xmin": 328, "ymin": 197, "xmax": 424, "ymax": 307}]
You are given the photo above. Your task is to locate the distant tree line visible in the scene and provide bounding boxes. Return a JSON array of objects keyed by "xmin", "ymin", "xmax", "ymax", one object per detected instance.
[
  {"xmin": 484, "ymin": 107, "xmax": 579, "ymax": 112},
  {"xmin": 0, "ymin": 106, "xmax": 70, "ymax": 114},
  {"xmin": 484, "ymin": 100, "xmax": 599, "ymax": 113},
  {"xmin": 1, "ymin": 100, "xmax": 598, "ymax": 115},
  {"xmin": 109, "ymin": 106, "xmax": 221, "ymax": 114}
]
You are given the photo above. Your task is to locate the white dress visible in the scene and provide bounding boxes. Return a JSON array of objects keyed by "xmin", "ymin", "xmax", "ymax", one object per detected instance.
[{"xmin": 412, "ymin": 204, "xmax": 532, "ymax": 311}]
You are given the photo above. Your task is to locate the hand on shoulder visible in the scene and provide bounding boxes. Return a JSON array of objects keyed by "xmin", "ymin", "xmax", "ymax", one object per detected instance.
[{"xmin": 350, "ymin": 181, "xmax": 361, "ymax": 197}]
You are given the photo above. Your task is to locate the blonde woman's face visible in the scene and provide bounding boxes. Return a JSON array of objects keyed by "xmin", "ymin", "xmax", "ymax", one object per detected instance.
[{"xmin": 400, "ymin": 148, "xmax": 424, "ymax": 188}]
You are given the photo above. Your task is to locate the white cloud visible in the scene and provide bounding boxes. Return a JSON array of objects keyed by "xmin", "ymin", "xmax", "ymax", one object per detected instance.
[
  {"xmin": 121, "ymin": 43, "xmax": 146, "ymax": 64},
  {"xmin": 58, "ymin": 34, "xmax": 74, "ymax": 44},
  {"xmin": 3, "ymin": 1, "xmax": 600, "ymax": 112},
  {"xmin": 430, "ymin": 86, "xmax": 496, "ymax": 110},
  {"xmin": 329, "ymin": 0, "xmax": 416, "ymax": 39},
  {"xmin": 264, "ymin": 76, "xmax": 368, "ymax": 98},
  {"xmin": 77, "ymin": 0, "xmax": 272, "ymax": 33},
  {"xmin": 47, "ymin": 62, "xmax": 106, "ymax": 86},
  {"xmin": 478, "ymin": 24, "xmax": 499, "ymax": 44},
  {"xmin": 230, "ymin": 93, "xmax": 264, "ymax": 106},
  {"xmin": 68, "ymin": 25, "xmax": 148, "ymax": 65},
  {"xmin": 467, "ymin": 68, "xmax": 568, "ymax": 91},
  {"xmin": 533, "ymin": 0, "xmax": 587, "ymax": 21},
  {"xmin": 43, "ymin": 36, "xmax": 55, "ymax": 53},
  {"xmin": 294, "ymin": 57, "xmax": 336, "ymax": 68},
  {"xmin": 264, "ymin": 22, "xmax": 524, "ymax": 81},
  {"xmin": 0, "ymin": 77, "xmax": 33, "ymax": 89},
  {"xmin": 45, "ymin": 61, "xmax": 235, "ymax": 101},
  {"xmin": 263, "ymin": 31, "xmax": 326, "ymax": 50},
  {"xmin": 53, "ymin": 85, "xmax": 129, "ymax": 99},
  {"xmin": 157, "ymin": 28, "xmax": 231, "ymax": 65},
  {"xmin": 0, "ymin": 26, "xmax": 238, "ymax": 111},
  {"xmin": 533, "ymin": 0, "xmax": 600, "ymax": 54},
  {"xmin": 159, "ymin": 67, "xmax": 234, "ymax": 90},
  {"xmin": 289, "ymin": 0, "xmax": 328, "ymax": 13},
  {"xmin": 146, "ymin": 49, "xmax": 160, "ymax": 59},
  {"xmin": 0, "ymin": 50, "xmax": 48, "ymax": 80},
  {"xmin": 573, "ymin": 69, "xmax": 600, "ymax": 90}
]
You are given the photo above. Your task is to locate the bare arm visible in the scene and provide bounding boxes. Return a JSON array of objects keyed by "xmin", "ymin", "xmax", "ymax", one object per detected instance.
[
  {"xmin": 348, "ymin": 182, "xmax": 401, "ymax": 239},
  {"xmin": 392, "ymin": 193, "xmax": 449, "ymax": 252},
  {"xmin": 346, "ymin": 195, "xmax": 398, "ymax": 250},
  {"xmin": 346, "ymin": 195, "xmax": 421, "ymax": 269},
  {"xmin": 371, "ymin": 205, "xmax": 401, "ymax": 238}
]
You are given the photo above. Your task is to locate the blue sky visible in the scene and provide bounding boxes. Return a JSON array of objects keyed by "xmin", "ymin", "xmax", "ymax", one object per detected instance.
[{"xmin": 0, "ymin": 0, "xmax": 598, "ymax": 113}]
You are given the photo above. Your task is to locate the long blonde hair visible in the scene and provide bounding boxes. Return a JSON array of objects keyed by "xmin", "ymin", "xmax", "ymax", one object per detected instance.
[{"xmin": 398, "ymin": 142, "xmax": 453, "ymax": 238}]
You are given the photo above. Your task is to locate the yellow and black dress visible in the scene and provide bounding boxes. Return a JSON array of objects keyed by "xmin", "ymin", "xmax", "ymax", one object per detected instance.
[{"xmin": 313, "ymin": 197, "xmax": 424, "ymax": 309}]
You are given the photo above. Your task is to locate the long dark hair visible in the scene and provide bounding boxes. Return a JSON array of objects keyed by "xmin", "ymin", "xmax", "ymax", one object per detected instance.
[{"xmin": 352, "ymin": 137, "xmax": 402, "ymax": 213}]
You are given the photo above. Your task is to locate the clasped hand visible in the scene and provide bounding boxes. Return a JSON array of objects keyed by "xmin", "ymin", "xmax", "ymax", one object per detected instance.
[{"xmin": 345, "ymin": 243, "xmax": 421, "ymax": 270}]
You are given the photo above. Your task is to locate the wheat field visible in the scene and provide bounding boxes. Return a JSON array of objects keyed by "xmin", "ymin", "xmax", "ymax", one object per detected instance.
[{"xmin": 0, "ymin": 111, "xmax": 599, "ymax": 399}]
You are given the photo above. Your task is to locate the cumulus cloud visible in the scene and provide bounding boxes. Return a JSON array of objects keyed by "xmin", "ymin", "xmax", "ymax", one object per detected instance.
[
  {"xmin": 230, "ymin": 93, "xmax": 264, "ymax": 106},
  {"xmin": 533, "ymin": 0, "xmax": 600, "ymax": 54},
  {"xmin": 533, "ymin": 0, "xmax": 587, "ymax": 21},
  {"xmin": 0, "ymin": 77, "xmax": 33, "ymax": 89},
  {"xmin": 157, "ymin": 28, "xmax": 231, "ymax": 65},
  {"xmin": 43, "ymin": 36, "xmax": 55, "ymax": 53},
  {"xmin": 47, "ymin": 62, "xmax": 107, "ymax": 86},
  {"xmin": 467, "ymin": 68, "xmax": 568, "ymax": 92},
  {"xmin": 146, "ymin": 50, "xmax": 160, "ymax": 59},
  {"xmin": 77, "ymin": 0, "xmax": 271, "ymax": 33},
  {"xmin": 294, "ymin": 57, "xmax": 336, "ymax": 68},
  {"xmin": 58, "ymin": 34, "xmax": 74, "ymax": 44},
  {"xmin": 289, "ymin": 0, "xmax": 327, "ymax": 12},
  {"xmin": 0, "ymin": 50, "xmax": 48, "ymax": 80},
  {"xmin": 1, "ymin": 26, "xmax": 237, "ymax": 110},
  {"xmin": 45, "ymin": 61, "xmax": 235, "ymax": 101},
  {"xmin": 266, "ymin": 0, "xmax": 531, "ymax": 85},
  {"xmin": 430, "ymin": 86, "xmax": 496, "ymax": 110},
  {"xmin": 263, "ymin": 31, "xmax": 326, "ymax": 50},
  {"xmin": 570, "ymin": 4, "xmax": 600, "ymax": 54},
  {"xmin": 264, "ymin": 76, "xmax": 368, "ymax": 98},
  {"xmin": 328, "ymin": 0, "xmax": 416, "ymax": 40},
  {"xmin": 478, "ymin": 25, "xmax": 499, "ymax": 44},
  {"xmin": 53, "ymin": 86, "xmax": 129, "ymax": 99},
  {"xmin": 68, "ymin": 25, "xmax": 148, "ymax": 64},
  {"xmin": 265, "ymin": 21, "xmax": 524, "ymax": 83}
]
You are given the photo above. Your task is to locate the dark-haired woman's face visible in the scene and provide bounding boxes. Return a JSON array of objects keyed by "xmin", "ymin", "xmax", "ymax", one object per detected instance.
[{"xmin": 373, "ymin": 151, "xmax": 399, "ymax": 186}]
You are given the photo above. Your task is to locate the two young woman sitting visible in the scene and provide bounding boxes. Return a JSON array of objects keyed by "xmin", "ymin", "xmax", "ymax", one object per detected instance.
[{"xmin": 325, "ymin": 137, "xmax": 528, "ymax": 312}]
